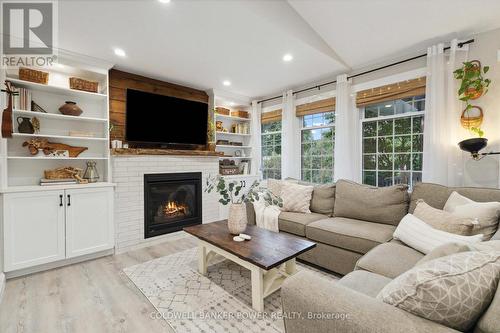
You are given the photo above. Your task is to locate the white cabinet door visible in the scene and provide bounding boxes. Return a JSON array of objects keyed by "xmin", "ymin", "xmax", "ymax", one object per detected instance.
[
  {"xmin": 3, "ymin": 190, "xmax": 66, "ymax": 271},
  {"xmin": 65, "ymin": 187, "xmax": 114, "ymax": 258}
]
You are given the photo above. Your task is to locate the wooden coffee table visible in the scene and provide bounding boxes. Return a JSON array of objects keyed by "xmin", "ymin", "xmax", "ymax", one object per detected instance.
[{"xmin": 184, "ymin": 220, "xmax": 316, "ymax": 312}]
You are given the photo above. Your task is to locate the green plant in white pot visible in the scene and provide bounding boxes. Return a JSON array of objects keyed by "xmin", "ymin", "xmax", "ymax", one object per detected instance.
[{"xmin": 205, "ymin": 175, "xmax": 282, "ymax": 234}]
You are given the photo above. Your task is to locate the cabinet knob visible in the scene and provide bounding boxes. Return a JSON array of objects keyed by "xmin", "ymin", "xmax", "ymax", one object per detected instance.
[
  {"xmin": 59, "ymin": 194, "xmax": 63, "ymax": 207},
  {"xmin": 67, "ymin": 194, "xmax": 71, "ymax": 206}
]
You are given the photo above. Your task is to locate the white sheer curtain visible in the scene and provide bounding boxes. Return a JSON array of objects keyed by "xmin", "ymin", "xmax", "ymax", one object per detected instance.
[
  {"xmin": 334, "ymin": 74, "xmax": 361, "ymax": 182},
  {"xmin": 251, "ymin": 100, "xmax": 263, "ymax": 179},
  {"xmin": 422, "ymin": 39, "xmax": 468, "ymax": 186},
  {"xmin": 281, "ymin": 90, "xmax": 301, "ymax": 179}
]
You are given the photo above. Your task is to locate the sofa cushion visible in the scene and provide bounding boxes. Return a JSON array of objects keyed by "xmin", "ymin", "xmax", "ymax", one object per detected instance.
[
  {"xmin": 393, "ymin": 214, "xmax": 484, "ymax": 254},
  {"xmin": 355, "ymin": 242, "xmax": 424, "ymax": 278},
  {"xmin": 281, "ymin": 182, "xmax": 314, "ymax": 213},
  {"xmin": 338, "ymin": 270, "xmax": 392, "ymax": 298},
  {"xmin": 310, "ymin": 183, "xmax": 336, "ymax": 216},
  {"xmin": 333, "ymin": 179, "xmax": 409, "ymax": 226},
  {"xmin": 409, "ymin": 182, "xmax": 500, "ymax": 213},
  {"xmin": 306, "ymin": 217, "xmax": 396, "ymax": 254},
  {"xmin": 416, "ymin": 242, "xmax": 471, "ymax": 266},
  {"xmin": 413, "ymin": 199, "xmax": 475, "ymax": 235},
  {"xmin": 278, "ymin": 211, "xmax": 326, "ymax": 236},
  {"xmin": 476, "ymin": 283, "xmax": 500, "ymax": 333},
  {"xmin": 377, "ymin": 251, "xmax": 500, "ymax": 332},
  {"xmin": 444, "ymin": 191, "xmax": 500, "ymax": 240}
]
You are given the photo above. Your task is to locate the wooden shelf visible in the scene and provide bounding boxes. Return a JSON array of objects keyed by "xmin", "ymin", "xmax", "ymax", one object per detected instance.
[
  {"xmin": 12, "ymin": 133, "xmax": 108, "ymax": 141},
  {"xmin": 0, "ymin": 182, "xmax": 116, "ymax": 193},
  {"xmin": 216, "ymin": 145, "xmax": 252, "ymax": 149},
  {"xmin": 13, "ymin": 109, "xmax": 107, "ymax": 123},
  {"xmin": 6, "ymin": 78, "xmax": 107, "ymax": 100},
  {"xmin": 215, "ymin": 114, "xmax": 251, "ymax": 122},
  {"xmin": 7, "ymin": 156, "xmax": 108, "ymax": 160},
  {"xmin": 216, "ymin": 132, "xmax": 251, "ymax": 136},
  {"xmin": 219, "ymin": 156, "xmax": 252, "ymax": 159},
  {"xmin": 111, "ymin": 148, "xmax": 223, "ymax": 157}
]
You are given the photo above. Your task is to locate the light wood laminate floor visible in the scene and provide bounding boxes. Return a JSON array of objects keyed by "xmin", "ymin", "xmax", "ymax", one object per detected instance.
[{"xmin": 0, "ymin": 236, "xmax": 198, "ymax": 333}]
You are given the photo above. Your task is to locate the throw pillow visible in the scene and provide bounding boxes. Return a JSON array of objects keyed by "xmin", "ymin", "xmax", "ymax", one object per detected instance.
[
  {"xmin": 280, "ymin": 182, "xmax": 314, "ymax": 214},
  {"xmin": 444, "ymin": 191, "xmax": 500, "ymax": 240},
  {"xmin": 416, "ymin": 242, "xmax": 471, "ymax": 266},
  {"xmin": 267, "ymin": 179, "xmax": 282, "ymax": 197},
  {"xmin": 377, "ymin": 251, "xmax": 500, "ymax": 331},
  {"xmin": 333, "ymin": 179, "xmax": 409, "ymax": 226},
  {"xmin": 310, "ymin": 183, "xmax": 336, "ymax": 216},
  {"xmin": 393, "ymin": 214, "xmax": 484, "ymax": 254},
  {"xmin": 413, "ymin": 199, "xmax": 475, "ymax": 235}
]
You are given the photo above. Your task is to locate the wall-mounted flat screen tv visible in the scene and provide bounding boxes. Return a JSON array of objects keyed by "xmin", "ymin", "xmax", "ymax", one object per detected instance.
[{"xmin": 125, "ymin": 89, "xmax": 208, "ymax": 146}]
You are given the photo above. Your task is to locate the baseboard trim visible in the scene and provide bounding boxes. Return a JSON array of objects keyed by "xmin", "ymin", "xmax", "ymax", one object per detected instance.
[
  {"xmin": 5, "ymin": 249, "xmax": 114, "ymax": 279},
  {"xmin": 0, "ymin": 272, "xmax": 5, "ymax": 305}
]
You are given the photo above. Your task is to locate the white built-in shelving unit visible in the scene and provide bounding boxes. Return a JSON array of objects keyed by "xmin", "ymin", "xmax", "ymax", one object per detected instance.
[
  {"xmin": 207, "ymin": 89, "xmax": 256, "ymax": 179},
  {"xmin": 0, "ymin": 56, "xmax": 113, "ymax": 189}
]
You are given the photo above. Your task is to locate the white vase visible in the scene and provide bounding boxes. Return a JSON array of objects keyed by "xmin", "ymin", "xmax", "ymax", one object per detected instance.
[{"xmin": 227, "ymin": 203, "xmax": 247, "ymax": 235}]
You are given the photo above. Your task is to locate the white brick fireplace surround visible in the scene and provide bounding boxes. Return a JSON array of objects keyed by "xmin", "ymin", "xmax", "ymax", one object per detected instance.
[{"xmin": 112, "ymin": 155, "xmax": 220, "ymax": 253}]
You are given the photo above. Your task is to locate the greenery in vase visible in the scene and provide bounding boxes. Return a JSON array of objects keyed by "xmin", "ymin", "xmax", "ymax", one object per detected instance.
[
  {"xmin": 453, "ymin": 61, "xmax": 491, "ymax": 137},
  {"xmin": 205, "ymin": 175, "xmax": 283, "ymax": 207}
]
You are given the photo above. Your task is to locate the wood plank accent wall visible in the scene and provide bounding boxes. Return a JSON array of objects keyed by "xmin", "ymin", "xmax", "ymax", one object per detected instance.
[{"xmin": 108, "ymin": 69, "xmax": 209, "ymax": 141}]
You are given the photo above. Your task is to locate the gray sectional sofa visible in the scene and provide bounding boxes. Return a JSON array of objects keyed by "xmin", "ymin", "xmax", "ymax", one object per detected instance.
[{"xmin": 248, "ymin": 180, "xmax": 500, "ymax": 333}]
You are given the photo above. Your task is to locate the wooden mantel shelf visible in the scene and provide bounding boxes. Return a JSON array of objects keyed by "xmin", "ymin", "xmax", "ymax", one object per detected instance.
[{"xmin": 111, "ymin": 148, "xmax": 223, "ymax": 157}]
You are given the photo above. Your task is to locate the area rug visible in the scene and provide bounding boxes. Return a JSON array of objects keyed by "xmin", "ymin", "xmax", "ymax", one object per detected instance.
[{"xmin": 124, "ymin": 247, "xmax": 338, "ymax": 333}]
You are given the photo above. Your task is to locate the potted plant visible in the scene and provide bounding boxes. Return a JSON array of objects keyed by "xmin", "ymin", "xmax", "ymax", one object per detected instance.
[
  {"xmin": 206, "ymin": 110, "xmax": 216, "ymax": 151},
  {"xmin": 454, "ymin": 60, "xmax": 491, "ymax": 101},
  {"xmin": 454, "ymin": 60, "xmax": 491, "ymax": 138},
  {"xmin": 205, "ymin": 175, "xmax": 282, "ymax": 234}
]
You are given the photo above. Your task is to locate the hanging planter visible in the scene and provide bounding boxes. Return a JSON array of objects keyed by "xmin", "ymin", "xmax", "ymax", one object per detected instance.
[
  {"xmin": 453, "ymin": 60, "xmax": 491, "ymax": 137},
  {"xmin": 454, "ymin": 60, "xmax": 491, "ymax": 101}
]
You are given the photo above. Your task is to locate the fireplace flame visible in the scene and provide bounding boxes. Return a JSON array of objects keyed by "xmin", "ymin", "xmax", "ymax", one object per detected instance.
[{"xmin": 163, "ymin": 201, "xmax": 189, "ymax": 217}]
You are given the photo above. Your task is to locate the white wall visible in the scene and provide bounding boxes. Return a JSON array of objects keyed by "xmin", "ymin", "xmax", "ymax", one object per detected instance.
[{"xmin": 463, "ymin": 28, "xmax": 500, "ymax": 187}]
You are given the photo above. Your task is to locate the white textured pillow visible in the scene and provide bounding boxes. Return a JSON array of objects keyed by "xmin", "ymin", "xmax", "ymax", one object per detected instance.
[
  {"xmin": 280, "ymin": 182, "xmax": 313, "ymax": 213},
  {"xmin": 377, "ymin": 251, "xmax": 500, "ymax": 331},
  {"xmin": 393, "ymin": 214, "xmax": 484, "ymax": 254},
  {"xmin": 444, "ymin": 191, "xmax": 500, "ymax": 240}
]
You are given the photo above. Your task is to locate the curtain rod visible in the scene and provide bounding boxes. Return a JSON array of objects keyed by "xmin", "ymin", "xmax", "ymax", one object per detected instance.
[{"xmin": 257, "ymin": 39, "xmax": 475, "ymax": 104}]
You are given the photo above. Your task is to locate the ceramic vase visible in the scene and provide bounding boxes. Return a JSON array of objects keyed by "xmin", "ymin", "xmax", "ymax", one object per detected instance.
[
  {"xmin": 228, "ymin": 203, "xmax": 247, "ymax": 235},
  {"xmin": 59, "ymin": 101, "xmax": 83, "ymax": 116}
]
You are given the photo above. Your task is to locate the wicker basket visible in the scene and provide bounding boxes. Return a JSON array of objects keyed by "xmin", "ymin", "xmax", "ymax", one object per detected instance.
[
  {"xmin": 19, "ymin": 67, "xmax": 49, "ymax": 84},
  {"xmin": 69, "ymin": 77, "xmax": 99, "ymax": 93},
  {"xmin": 215, "ymin": 107, "xmax": 230, "ymax": 116},
  {"xmin": 460, "ymin": 106, "xmax": 483, "ymax": 129},
  {"xmin": 219, "ymin": 166, "xmax": 240, "ymax": 175},
  {"xmin": 230, "ymin": 110, "xmax": 249, "ymax": 118}
]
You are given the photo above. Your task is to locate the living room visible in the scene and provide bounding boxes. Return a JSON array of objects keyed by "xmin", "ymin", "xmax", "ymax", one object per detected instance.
[{"xmin": 1, "ymin": 0, "xmax": 500, "ymax": 332}]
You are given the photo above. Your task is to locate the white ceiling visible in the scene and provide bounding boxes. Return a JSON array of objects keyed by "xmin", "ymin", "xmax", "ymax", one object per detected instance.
[{"xmin": 57, "ymin": 0, "xmax": 500, "ymax": 99}]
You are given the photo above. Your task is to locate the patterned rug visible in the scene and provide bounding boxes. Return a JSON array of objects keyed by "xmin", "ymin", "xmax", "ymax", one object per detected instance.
[{"xmin": 124, "ymin": 247, "xmax": 337, "ymax": 333}]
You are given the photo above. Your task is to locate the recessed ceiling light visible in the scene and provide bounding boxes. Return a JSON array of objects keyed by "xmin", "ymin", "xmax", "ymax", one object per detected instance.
[
  {"xmin": 114, "ymin": 48, "xmax": 126, "ymax": 57},
  {"xmin": 229, "ymin": 102, "xmax": 236, "ymax": 106},
  {"xmin": 283, "ymin": 53, "xmax": 293, "ymax": 62},
  {"xmin": 385, "ymin": 104, "xmax": 392, "ymax": 108},
  {"xmin": 222, "ymin": 80, "xmax": 231, "ymax": 86},
  {"xmin": 158, "ymin": 0, "xmax": 171, "ymax": 3}
]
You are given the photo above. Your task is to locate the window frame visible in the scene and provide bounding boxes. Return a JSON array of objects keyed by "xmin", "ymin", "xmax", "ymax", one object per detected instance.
[
  {"xmin": 360, "ymin": 96, "xmax": 425, "ymax": 188},
  {"xmin": 300, "ymin": 111, "xmax": 335, "ymax": 184},
  {"xmin": 261, "ymin": 120, "xmax": 282, "ymax": 180}
]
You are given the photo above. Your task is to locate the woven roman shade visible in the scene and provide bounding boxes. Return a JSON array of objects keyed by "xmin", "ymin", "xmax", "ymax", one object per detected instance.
[
  {"xmin": 296, "ymin": 97, "xmax": 335, "ymax": 117},
  {"xmin": 261, "ymin": 109, "xmax": 282, "ymax": 124},
  {"xmin": 356, "ymin": 77, "xmax": 426, "ymax": 107}
]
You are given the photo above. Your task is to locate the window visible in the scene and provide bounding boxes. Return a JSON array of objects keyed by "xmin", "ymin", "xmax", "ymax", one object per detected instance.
[
  {"xmin": 362, "ymin": 95, "xmax": 425, "ymax": 188},
  {"xmin": 301, "ymin": 112, "xmax": 335, "ymax": 184},
  {"xmin": 261, "ymin": 120, "xmax": 282, "ymax": 179}
]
